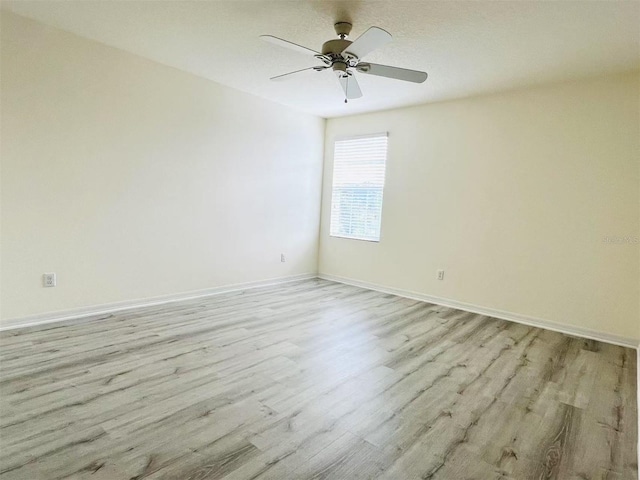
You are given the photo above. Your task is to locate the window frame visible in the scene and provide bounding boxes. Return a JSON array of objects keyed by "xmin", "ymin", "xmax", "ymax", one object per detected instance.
[{"xmin": 328, "ymin": 132, "xmax": 389, "ymax": 243}]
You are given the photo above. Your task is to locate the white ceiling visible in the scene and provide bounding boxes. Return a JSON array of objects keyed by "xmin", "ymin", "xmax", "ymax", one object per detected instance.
[{"xmin": 3, "ymin": 1, "xmax": 639, "ymax": 118}]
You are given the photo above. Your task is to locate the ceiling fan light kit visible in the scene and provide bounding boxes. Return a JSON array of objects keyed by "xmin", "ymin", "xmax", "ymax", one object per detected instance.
[{"xmin": 261, "ymin": 21, "xmax": 428, "ymax": 103}]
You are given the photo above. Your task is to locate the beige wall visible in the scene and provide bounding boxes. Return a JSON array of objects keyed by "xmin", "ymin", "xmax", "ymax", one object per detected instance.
[
  {"xmin": 0, "ymin": 12, "xmax": 324, "ymax": 322},
  {"xmin": 319, "ymin": 72, "xmax": 640, "ymax": 342},
  {"xmin": 2, "ymin": 12, "xmax": 638, "ymax": 343}
]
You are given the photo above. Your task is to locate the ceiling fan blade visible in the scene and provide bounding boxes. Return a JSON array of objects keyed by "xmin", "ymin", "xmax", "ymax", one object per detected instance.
[
  {"xmin": 342, "ymin": 27, "xmax": 392, "ymax": 59},
  {"xmin": 260, "ymin": 35, "xmax": 321, "ymax": 56},
  {"xmin": 356, "ymin": 62, "xmax": 428, "ymax": 83},
  {"xmin": 337, "ymin": 73, "xmax": 363, "ymax": 99},
  {"xmin": 270, "ymin": 66, "xmax": 328, "ymax": 81}
]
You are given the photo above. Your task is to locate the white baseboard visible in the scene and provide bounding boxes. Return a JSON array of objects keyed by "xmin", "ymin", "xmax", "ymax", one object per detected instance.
[
  {"xmin": 4, "ymin": 271, "xmax": 638, "ymax": 350},
  {"xmin": 318, "ymin": 273, "xmax": 639, "ymax": 349},
  {"xmin": 0, "ymin": 273, "xmax": 317, "ymax": 331}
]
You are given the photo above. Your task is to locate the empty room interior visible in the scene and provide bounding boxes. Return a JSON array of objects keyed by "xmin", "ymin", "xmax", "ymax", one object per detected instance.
[{"xmin": 1, "ymin": 1, "xmax": 639, "ymax": 479}]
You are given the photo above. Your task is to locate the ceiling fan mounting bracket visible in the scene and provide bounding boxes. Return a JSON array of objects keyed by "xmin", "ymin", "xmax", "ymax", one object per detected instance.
[{"xmin": 334, "ymin": 22, "xmax": 352, "ymax": 39}]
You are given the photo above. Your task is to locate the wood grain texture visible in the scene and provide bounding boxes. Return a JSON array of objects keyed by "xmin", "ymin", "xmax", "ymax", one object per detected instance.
[{"xmin": 0, "ymin": 279, "xmax": 637, "ymax": 479}]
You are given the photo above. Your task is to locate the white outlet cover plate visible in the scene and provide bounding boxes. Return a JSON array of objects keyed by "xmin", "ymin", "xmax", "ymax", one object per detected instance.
[{"xmin": 43, "ymin": 273, "xmax": 56, "ymax": 287}]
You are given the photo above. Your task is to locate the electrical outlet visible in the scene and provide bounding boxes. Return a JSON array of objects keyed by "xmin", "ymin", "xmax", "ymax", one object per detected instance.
[
  {"xmin": 280, "ymin": 254, "xmax": 286, "ymax": 263},
  {"xmin": 437, "ymin": 270, "xmax": 445, "ymax": 281},
  {"xmin": 43, "ymin": 273, "xmax": 56, "ymax": 287}
]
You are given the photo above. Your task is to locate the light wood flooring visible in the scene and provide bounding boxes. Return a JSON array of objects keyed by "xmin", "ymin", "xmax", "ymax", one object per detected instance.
[{"xmin": 0, "ymin": 279, "xmax": 637, "ymax": 479}]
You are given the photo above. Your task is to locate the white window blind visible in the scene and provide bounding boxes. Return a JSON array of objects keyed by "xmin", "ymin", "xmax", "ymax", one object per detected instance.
[{"xmin": 329, "ymin": 133, "xmax": 388, "ymax": 242}]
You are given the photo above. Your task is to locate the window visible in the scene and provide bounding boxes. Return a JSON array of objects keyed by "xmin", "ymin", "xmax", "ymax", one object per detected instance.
[{"xmin": 329, "ymin": 133, "xmax": 388, "ymax": 242}]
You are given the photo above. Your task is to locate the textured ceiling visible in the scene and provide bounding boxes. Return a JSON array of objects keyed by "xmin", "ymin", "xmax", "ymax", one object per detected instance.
[{"xmin": 3, "ymin": 1, "xmax": 639, "ymax": 118}]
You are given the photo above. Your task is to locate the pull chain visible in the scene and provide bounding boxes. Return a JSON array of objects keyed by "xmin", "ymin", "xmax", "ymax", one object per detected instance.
[{"xmin": 344, "ymin": 75, "xmax": 348, "ymax": 104}]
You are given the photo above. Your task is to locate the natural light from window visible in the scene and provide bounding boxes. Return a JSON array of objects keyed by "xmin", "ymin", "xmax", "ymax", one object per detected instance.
[{"xmin": 329, "ymin": 133, "xmax": 388, "ymax": 242}]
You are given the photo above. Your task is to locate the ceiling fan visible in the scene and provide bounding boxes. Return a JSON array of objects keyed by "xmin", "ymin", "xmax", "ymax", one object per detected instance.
[{"xmin": 261, "ymin": 22, "xmax": 428, "ymax": 103}]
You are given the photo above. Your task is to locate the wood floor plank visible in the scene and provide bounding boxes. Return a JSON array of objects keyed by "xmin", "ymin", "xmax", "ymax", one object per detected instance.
[{"xmin": 0, "ymin": 279, "xmax": 636, "ymax": 479}]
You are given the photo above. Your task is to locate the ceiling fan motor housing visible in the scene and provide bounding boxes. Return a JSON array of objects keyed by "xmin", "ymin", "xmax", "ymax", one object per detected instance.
[
  {"xmin": 322, "ymin": 38, "xmax": 355, "ymax": 77},
  {"xmin": 321, "ymin": 39, "xmax": 352, "ymax": 56}
]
